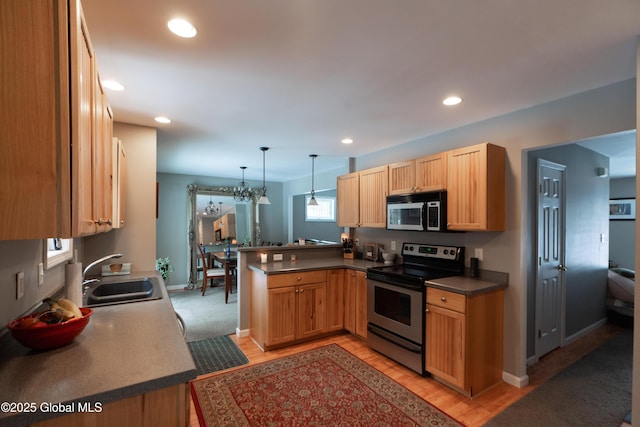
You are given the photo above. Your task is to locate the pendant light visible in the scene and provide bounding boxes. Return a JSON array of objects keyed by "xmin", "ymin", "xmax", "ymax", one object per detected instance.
[
  {"xmin": 233, "ymin": 166, "xmax": 252, "ymax": 202},
  {"xmin": 258, "ymin": 147, "xmax": 270, "ymax": 205},
  {"xmin": 308, "ymin": 154, "xmax": 319, "ymax": 206}
]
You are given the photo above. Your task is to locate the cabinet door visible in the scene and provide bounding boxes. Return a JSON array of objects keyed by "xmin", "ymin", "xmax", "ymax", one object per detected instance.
[
  {"xmin": 447, "ymin": 142, "xmax": 505, "ymax": 231},
  {"xmin": 344, "ymin": 271, "xmax": 357, "ymax": 334},
  {"xmin": 354, "ymin": 271, "xmax": 368, "ymax": 338},
  {"xmin": 425, "ymin": 304, "xmax": 465, "ymax": 388},
  {"xmin": 326, "ymin": 269, "xmax": 345, "ymax": 332},
  {"xmin": 297, "ymin": 283, "xmax": 326, "ymax": 339},
  {"xmin": 415, "ymin": 152, "xmax": 447, "ymax": 192},
  {"xmin": 337, "ymin": 172, "xmax": 359, "ymax": 227},
  {"xmin": 0, "ymin": 0, "xmax": 71, "ymax": 239},
  {"xmin": 358, "ymin": 165, "xmax": 388, "ymax": 228},
  {"xmin": 388, "ymin": 160, "xmax": 416, "ymax": 195},
  {"xmin": 93, "ymin": 77, "xmax": 113, "ymax": 232},
  {"xmin": 267, "ymin": 287, "xmax": 296, "ymax": 346},
  {"xmin": 112, "ymin": 138, "xmax": 126, "ymax": 228}
]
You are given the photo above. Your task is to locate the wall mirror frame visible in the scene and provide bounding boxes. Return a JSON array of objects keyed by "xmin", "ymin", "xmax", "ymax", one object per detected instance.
[
  {"xmin": 43, "ymin": 238, "xmax": 74, "ymax": 269},
  {"xmin": 187, "ymin": 184, "xmax": 260, "ymax": 287}
]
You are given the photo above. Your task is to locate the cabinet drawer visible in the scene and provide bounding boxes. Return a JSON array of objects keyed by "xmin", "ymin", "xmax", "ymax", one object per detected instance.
[
  {"xmin": 427, "ymin": 288, "xmax": 466, "ymax": 313},
  {"xmin": 268, "ymin": 270, "xmax": 327, "ymax": 289}
]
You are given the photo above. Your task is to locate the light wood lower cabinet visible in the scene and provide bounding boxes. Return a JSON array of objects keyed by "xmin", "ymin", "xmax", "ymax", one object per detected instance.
[
  {"xmin": 326, "ymin": 269, "xmax": 345, "ymax": 332},
  {"xmin": 344, "ymin": 270, "xmax": 367, "ymax": 339},
  {"xmin": 31, "ymin": 383, "xmax": 190, "ymax": 427},
  {"xmin": 250, "ymin": 270, "xmax": 327, "ymax": 350},
  {"xmin": 425, "ymin": 287, "xmax": 504, "ymax": 396}
]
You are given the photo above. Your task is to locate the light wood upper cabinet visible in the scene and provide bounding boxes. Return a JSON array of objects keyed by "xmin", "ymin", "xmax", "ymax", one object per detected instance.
[
  {"xmin": 388, "ymin": 153, "xmax": 447, "ymax": 195},
  {"xmin": 112, "ymin": 138, "xmax": 126, "ymax": 228},
  {"xmin": 337, "ymin": 172, "xmax": 359, "ymax": 227},
  {"xmin": 337, "ymin": 166, "xmax": 388, "ymax": 228},
  {"xmin": 415, "ymin": 152, "xmax": 447, "ymax": 192},
  {"xmin": 388, "ymin": 160, "xmax": 416, "ymax": 195},
  {"xmin": 358, "ymin": 165, "xmax": 388, "ymax": 228},
  {"xmin": 447, "ymin": 142, "xmax": 506, "ymax": 231},
  {"xmin": 0, "ymin": 0, "xmax": 113, "ymax": 239},
  {"xmin": 93, "ymin": 77, "xmax": 113, "ymax": 233}
]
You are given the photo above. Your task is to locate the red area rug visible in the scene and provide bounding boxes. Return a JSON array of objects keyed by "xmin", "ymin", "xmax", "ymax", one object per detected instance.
[{"xmin": 190, "ymin": 343, "xmax": 462, "ymax": 426}]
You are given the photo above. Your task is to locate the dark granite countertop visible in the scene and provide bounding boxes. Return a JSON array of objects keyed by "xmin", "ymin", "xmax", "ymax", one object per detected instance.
[{"xmin": 0, "ymin": 271, "xmax": 196, "ymax": 427}]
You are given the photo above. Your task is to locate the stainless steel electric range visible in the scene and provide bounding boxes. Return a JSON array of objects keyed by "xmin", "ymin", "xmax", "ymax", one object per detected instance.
[{"xmin": 366, "ymin": 242, "xmax": 465, "ymax": 375}]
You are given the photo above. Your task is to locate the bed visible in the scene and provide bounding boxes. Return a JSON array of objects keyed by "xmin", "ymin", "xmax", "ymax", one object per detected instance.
[{"xmin": 607, "ymin": 268, "xmax": 635, "ymax": 318}]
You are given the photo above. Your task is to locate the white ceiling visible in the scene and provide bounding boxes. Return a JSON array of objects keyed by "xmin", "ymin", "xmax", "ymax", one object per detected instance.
[{"xmin": 82, "ymin": 0, "xmax": 640, "ymax": 182}]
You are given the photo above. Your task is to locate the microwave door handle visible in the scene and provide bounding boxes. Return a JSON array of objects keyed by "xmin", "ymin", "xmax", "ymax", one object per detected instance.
[{"xmin": 421, "ymin": 203, "xmax": 428, "ymax": 230}]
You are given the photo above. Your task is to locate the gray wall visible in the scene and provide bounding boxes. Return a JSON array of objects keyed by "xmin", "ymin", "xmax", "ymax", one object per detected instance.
[
  {"xmin": 346, "ymin": 78, "xmax": 636, "ymax": 384},
  {"xmin": 155, "ymin": 172, "xmax": 285, "ymax": 286},
  {"xmin": 609, "ymin": 177, "xmax": 636, "ymax": 270},
  {"xmin": 292, "ymin": 189, "xmax": 342, "ymax": 243},
  {"xmin": 526, "ymin": 144, "xmax": 610, "ymax": 356}
]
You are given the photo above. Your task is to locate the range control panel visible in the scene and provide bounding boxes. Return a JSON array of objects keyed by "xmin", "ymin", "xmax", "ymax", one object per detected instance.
[{"xmin": 401, "ymin": 243, "xmax": 461, "ymax": 260}]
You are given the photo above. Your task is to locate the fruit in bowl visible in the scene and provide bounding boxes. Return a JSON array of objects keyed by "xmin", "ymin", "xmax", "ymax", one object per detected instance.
[
  {"xmin": 382, "ymin": 252, "xmax": 395, "ymax": 264},
  {"xmin": 8, "ymin": 298, "xmax": 92, "ymax": 351}
]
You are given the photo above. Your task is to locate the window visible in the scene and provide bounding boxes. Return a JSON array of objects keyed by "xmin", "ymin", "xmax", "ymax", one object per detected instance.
[{"xmin": 305, "ymin": 196, "xmax": 336, "ymax": 222}]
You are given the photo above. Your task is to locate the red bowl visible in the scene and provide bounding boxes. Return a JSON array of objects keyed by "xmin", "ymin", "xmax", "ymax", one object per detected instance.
[{"xmin": 8, "ymin": 308, "xmax": 93, "ymax": 351}]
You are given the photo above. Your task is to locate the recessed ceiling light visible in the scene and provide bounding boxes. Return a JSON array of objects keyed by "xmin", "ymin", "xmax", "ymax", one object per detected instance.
[
  {"xmin": 168, "ymin": 18, "xmax": 197, "ymax": 38},
  {"xmin": 341, "ymin": 138, "xmax": 354, "ymax": 144},
  {"xmin": 102, "ymin": 80, "xmax": 124, "ymax": 91},
  {"xmin": 155, "ymin": 116, "xmax": 171, "ymax": 124},
  {"xmin": 443, "ymin": 96, "xmax": 463, "ymax": 106}
]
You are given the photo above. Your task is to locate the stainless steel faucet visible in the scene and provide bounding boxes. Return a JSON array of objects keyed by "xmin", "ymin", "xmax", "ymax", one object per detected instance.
[{"xmin": 82, "ymin": 253, "xmax": 123, "ymax": 286}]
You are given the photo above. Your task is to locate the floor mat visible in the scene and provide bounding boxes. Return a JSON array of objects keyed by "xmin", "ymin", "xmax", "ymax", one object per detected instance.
[{"xmin": 187, "ymin": 335, "xmax": 249, "ymax": 376}]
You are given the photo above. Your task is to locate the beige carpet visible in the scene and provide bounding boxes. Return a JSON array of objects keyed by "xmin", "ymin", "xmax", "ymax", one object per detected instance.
[{"xmin": 169, "ymin": 285, "xmax": 237, "ymax": 342}]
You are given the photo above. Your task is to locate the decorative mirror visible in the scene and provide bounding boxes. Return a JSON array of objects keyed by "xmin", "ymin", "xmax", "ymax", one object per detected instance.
[{"xmin": 187, "ymin": 184, "xmax": 261, "ymax": 287}]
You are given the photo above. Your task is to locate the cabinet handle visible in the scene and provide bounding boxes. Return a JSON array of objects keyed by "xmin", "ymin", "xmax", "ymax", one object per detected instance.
[
  {"xmin": 106, "ymin": 218, "xmax": 113, "ymax": 225},
  {"xmin": 440, "ymin": 296, "xmax": 447, "ymax": 302},
  {"xmin": 297, "ymin": 276, "xmax": 302, "ymax": 281},
  {"xmin": 94, "ymin": 218, "xmax": 104, "ymax": 225},
  {"xmin": 425, "ymin": 308, "xmax": 430, "ymax": 313},
  {"xmin": 299, "ymin": 288, "xmax": 304, "ymax": 293}
]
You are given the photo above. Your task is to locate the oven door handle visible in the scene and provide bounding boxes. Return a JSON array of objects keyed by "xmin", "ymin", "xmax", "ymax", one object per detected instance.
[{"xmin": 367, "ymin": 323, "xmax": 422, "ymax": 353}]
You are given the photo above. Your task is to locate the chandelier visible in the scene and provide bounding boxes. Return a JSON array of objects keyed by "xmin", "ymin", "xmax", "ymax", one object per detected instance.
[
  {"xmin": 258, "ymin": 147, "xmax": 270, "ymax": 205},
  {"xmin": 233, "ymin": 166, "xmax": 252, "ymax": 202},
  {"xmin": 204, "ymin": 198, "xmax": 221, "ymax": 216}
]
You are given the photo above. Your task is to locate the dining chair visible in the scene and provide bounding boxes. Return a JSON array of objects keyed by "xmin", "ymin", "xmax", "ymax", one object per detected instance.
[{"xmin": 197, "ymin": 244, "xmax": 225, "ymax": 296}]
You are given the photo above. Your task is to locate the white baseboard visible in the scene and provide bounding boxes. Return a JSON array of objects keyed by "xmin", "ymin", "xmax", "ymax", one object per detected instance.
[
  {"xmin": 236, "ymin": 328, "xmax": 249, "ymax": 337},
  {"xmin": 503, "ymin": 371, "xmax": 529, "ymax": 388},
  {"xmin": 166, "ymin": 284, "xmax": 188, "ymax": 291}
]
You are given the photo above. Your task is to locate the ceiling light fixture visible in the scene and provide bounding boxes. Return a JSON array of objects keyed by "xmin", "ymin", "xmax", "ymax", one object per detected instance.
[
  {"xmin": 154, "ymin": 116, "xmax": 171, "ymax": 124},
  {"xmin": 233, "ymin": 166, "xmax": 252, "ymax": 203},
  {"xmin": 308, "ymin": 154, "xmax": 319, "ymax": 206},
  {"xmin": 443, "ymin": 96, "xmax": 463, "ymax": 106},
  {"xmin": 258, "ymin": 147, "xmax": 270, "ymax": 205},
  {"xmin": 341, "ymin": 138, "xmax": 354, "ymax": 144},
  {"xmin": 168, "ymin": 18, "xmax": 197, "ymax": 38},
  {"xmin": 204, "ymin": 197, "xmax": 221, "ymax": 216},
  {"xmin": 102, "ymin": 80, "xmax": 124, "ymax": 91}
]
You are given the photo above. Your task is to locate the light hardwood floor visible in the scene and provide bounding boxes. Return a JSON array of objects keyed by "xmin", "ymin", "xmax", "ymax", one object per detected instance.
[{"xmin": 189, "ymin": 323, "xmax": 624, "ymax": 426}]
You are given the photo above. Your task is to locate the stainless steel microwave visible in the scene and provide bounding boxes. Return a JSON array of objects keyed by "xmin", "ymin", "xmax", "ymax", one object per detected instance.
[{"xmin": 386, "ymin": 191, "xmax": 447, "ymax": 231}]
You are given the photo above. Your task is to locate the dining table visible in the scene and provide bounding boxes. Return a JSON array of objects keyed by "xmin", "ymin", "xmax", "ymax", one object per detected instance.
[{"xmin": 211, "ymin": 251, "xmax": 237, "ymax": 303}]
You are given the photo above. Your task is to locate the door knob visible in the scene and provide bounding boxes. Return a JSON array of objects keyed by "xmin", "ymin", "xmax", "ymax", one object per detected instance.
[{"xmin": 557, "ymin": 264, "xmax": 568, "ymax": 271}]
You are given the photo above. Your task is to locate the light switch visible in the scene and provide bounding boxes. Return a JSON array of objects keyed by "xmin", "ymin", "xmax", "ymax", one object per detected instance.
[
  {"xmin": 474, "ymin": 248, "xmax": 484, "ymax": 261},
  {"xmin": 38, "ymin": 263, "xmax": 44, "ymax": 286},
  {"xmin": 16, "ymin": 272, "xmax": 24, "ymax": 300}
]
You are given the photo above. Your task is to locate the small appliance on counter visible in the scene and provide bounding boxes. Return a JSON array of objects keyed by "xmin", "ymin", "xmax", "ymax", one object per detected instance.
[
  {"xmin": 363, "ymin": 243, "xmax": 384, "ymax": 261},
  {"xmin": 101, "ymin": 262, "xmax": 131, "ymax": 276}
]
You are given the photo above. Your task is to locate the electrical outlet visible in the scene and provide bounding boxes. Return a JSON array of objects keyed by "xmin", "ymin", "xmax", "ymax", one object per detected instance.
[
  {"xmin": 474, "ymin": 248, "xmax": 484, "ymax": 261},
  {"xmin": 38, "ymin": 262, "xmax": 44, "ymax": 286},
  {"xmin": 273, "ymin": 253, "xmax": 283, "ymax": 261},
  {"xmin": 390, "ymin": 241, "xmax": 396, "ymax": 251},
  {"xmin": 16, "ymin": 272, "xmax": 24, "ymax": 300},
  {"xmin": 354, "ymin": 239, "xmax": 359, "ymax": 247}
]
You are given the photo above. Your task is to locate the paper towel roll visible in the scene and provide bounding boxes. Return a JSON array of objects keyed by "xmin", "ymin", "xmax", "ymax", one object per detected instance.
[{"xmin": 65, "ymin": 262, "xmax": 83, "ymax": 307}]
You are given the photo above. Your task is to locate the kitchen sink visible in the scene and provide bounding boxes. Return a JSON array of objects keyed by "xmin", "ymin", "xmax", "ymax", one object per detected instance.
[{"xmin": 85, "ymin": 277, "xmax": 163, "ymax": 307}]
